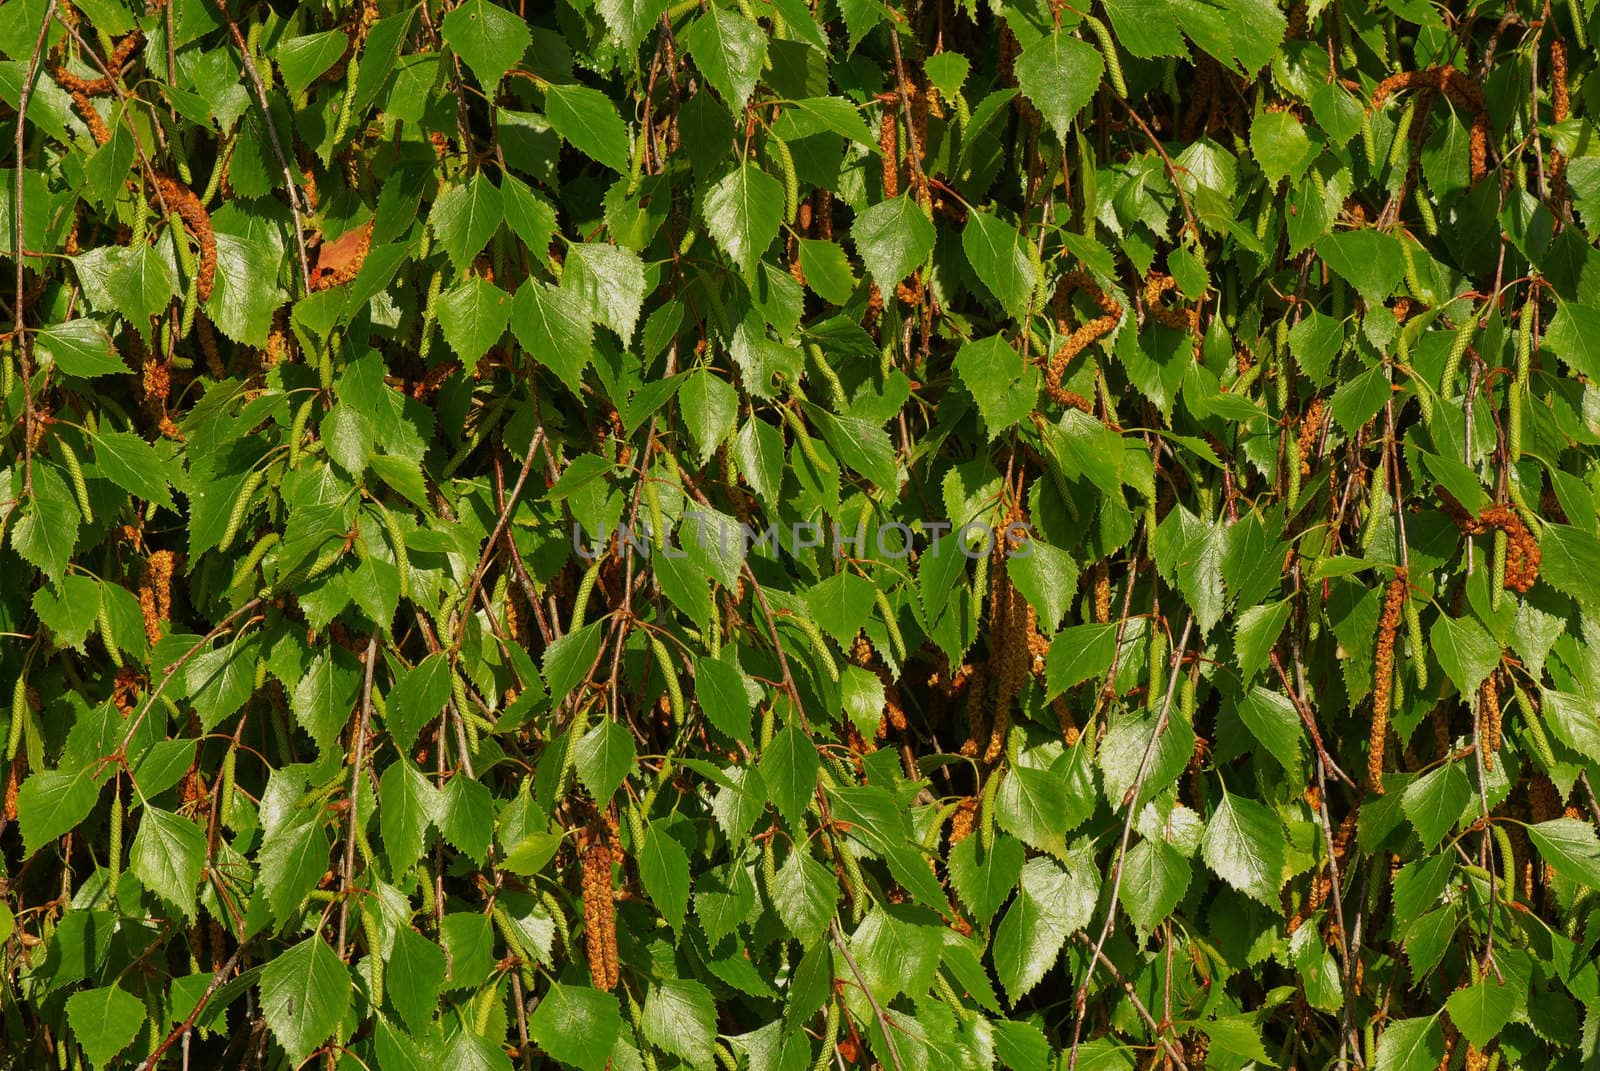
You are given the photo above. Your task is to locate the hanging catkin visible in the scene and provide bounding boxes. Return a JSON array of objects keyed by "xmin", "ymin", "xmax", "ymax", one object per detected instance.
[{"xmin": 1369, "ymin": 568, "xmax": 1408, "ymax": 793}]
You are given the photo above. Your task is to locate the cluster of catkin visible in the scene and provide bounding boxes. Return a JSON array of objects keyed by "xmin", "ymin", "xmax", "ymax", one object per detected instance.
[
  {"xmin": 1369, "ymin": 65, "xmax": 1491, "ymax": 182},
  {"xmin": 581, "ymin": 827, "xmax": 618, "ymax": 991},
  {"xmin": 1046, "ymin": 272, "xmax": 1123, "ymax": 410}
]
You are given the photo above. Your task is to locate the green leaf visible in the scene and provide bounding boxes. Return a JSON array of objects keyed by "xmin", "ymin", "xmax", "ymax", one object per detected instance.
[
  {"xmin": 1014, "ymin": 31, "xmax": 1104, "ymax": 144},
  {"xmin": 806, "ymin": 571, "xmax": 877, "ymax": 647},
  {"xmin": 430, "ymin": 174, "xmax": 503, "ymax": 273},
  {"xmin": 1400, "ymin": 762, "xmax": 1472, "ymax": 849},
  {"xmin": 1251, "ymin": 110, "xmax": 1317, "ymax": 185},
  {"xmin": 545, "ymin": 621, "xmax": 604, "ymax": 704},
  {"xmin": 385, "ymin": 652, "xmax": 453, "ymax": 753},
  {"xmin": 290, "ymin": 646, "xmax": 360, "ymax": 756},
  {"xmin": 379, "ymin": 758, "xmax": 438, "ymax": 880},
  {"xmin": 947, "ymin": 833, "xmax": 1025, "ymax": 926},
  {"xmin": 11, "ymin": 465, "xmax": 81, "ymax": 585},
  {"xmin": 512, "ymin": 278, "xmax": 593, "ymax": 395},
  {"xmin": 704, "ymin": 163, "xmax": 786, "ymax": 279},
  {"xmin": 681, "ymin": 6, "xmax": 766, "ymax": 111},
  {"xmin": 260, "ymin": 934, "xmax": 352, "ymax": 1067},
  {"xmin": 1045, "ymin": 622, "xmax": 1121, "ymax": 698},
  {"xmin": 1545, "ymin": 300, "xmax": 1600, "ymax": 381},
  {"xmin": 258, "ymin": 813, "xmax": 331, "ymax": 925},
  {"xmin": 1119, "ymin": 838, "xmax": 1191, "ymax": 934},
  {"xmin": 770, "ymin": 845, "xmax": 838, "ymax": 946},
  {"xmin": 17, "ymin": 767, "xmax": 101, "ymax": 858},
  {"xmin": 276, "ymin": 31, "xmax": 349, "ymax": 98},
  {"xmin": 797, "ymin": 239, "xmax": 856, "ymax": 304},
  {"xmin": 1316, "ymin": 231, "xmax": 1407, "ymax": 304},
  {"xmin": 962, "ymin": 210, "xmax": 1037, "ymax": 318},
  {"xmin": 1539, "ymin": 523, "xmax": 1600, "ymax": 610},
  {"xmin": 563, "ymin": 242, "xmax": 646, "ymax": 345},
  {"xmin": 642, "ymin": 978, "xmax": 718, "ymax": 1070},
  {"xmin": 90, "ymin": 429, "xmax": 174, "ymax": 509},
  {"xmin": 34, "ymin": 319, "xmax": 127, "ymax": 377},
  {"xmin": 1527, "ymin": 818, "xmax": 1600, "ymax": 887},
  {"xmin": 441, "ymin": 0, "xmax": 531, "ymax": 88},
  {"xmin": 543, "ymin": 81, "xmax": 631, "ymax": 173},
  {"xmin": 1445, "ymin": 979, "xmax": 1515, "ymax": 1049},
  {"xmin": 528, "ymin": 984, "xmax": 622, "ymax": 1071},
  {"xmin": 574, "ymin": 717, "xmax": 636, "ymax": 805},
  {"xmin": 638, "ymin": 823, "xmax": 691, "ymax": 932},
  {"xmin": 1373, "ymin": 1016, "xmax": 1446, "ymax": 1071},
  {"xmin": 65, "ymin": 985, "xmax": 145, "ymax": 1069},
  {"xmin": 851, "ymin": 194, "xmax": 936, "ymax": 288},
  {"xmin": 436, "ymin": 276, "xmax": 512, "ymax": 374},
  {"xmin": 993, "ymin": 857, "xmax": 1093, "ymax": 1002},
  {"xmin": 997, "ymin": 763, "xmax": 1069, "ymax": 853},
  {"xmin": 695, "ymin": 656, "xmax": 753, "ymax": 745},
  {"xmin": 1007, "ymin": 540, "xmax": 1077, "ymax": 633},
  {"xmin": 437, "ymin": 775, "xmax": 495, "ymax": 864},
  {"xmin": 1234, "ymin": 686, "xmax": 1304, "ymax": 774},
  {"xmin": 954, "ymin": 334, "xmax": 1038, "ymax": 436},
  {"xmin": 106, "ymin": 243, "xmax": 179, "ymax": 326},
  {"xmin": 1200, "ymin": 791, "xmax": 1285, "ymax": 906},
  {"xmin": 387, "ymin": 925, "xmax": 446, "ymax": 1034},
  {"xmin": 130, "ymin": 807, "xmax": 205, "ymax": 918},
  {"xmin": 759, "ymin": 724, "xmax": 819, "ymax": 830},
  {"xmin": 1429, "ymin": 614, "xmax": 1500, "ymax": 698}
]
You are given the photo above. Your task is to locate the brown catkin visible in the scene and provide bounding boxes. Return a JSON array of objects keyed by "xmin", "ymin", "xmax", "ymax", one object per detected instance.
[
  {"xmin": 1047, "ymin": 272, "xmax": 1123, "ymax": 406},
  {"xmin": 1369, "ymin": 569, "xmax": 1408, "ymax": 793},
  {"xmin": 153, "ymin": 175, "xmax": 217, "ymax": 301},
  {"xmin": 139, "ymin": 550, "xmax": 174, "ymax": 646},
  {"xmin": 1480, "ymin": 672, "xmax": 1502, "ymax": 766},
  {"xmin": 582, "ymin": 836, "xmax": 618, "ymax": 990},
  {"xmin": 879, "ymin": 107, "xmax": 899, "ymax": 199},
  {"xmin": 948, "ymin": 798, "xmax": 979, "ymax": 845},
  {"xmin": 1439, "ymin": 491, "xmax": 1542, "ymax": 591},
  {"xmin": 1093, "ymin": 560, "xmax": 1111, "ymax": 623}
]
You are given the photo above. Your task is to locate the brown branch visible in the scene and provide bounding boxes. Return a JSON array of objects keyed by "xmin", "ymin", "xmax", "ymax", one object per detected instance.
[{"xmin": 12, "ymin": 0, "xmax": 58, "ymax": 501}]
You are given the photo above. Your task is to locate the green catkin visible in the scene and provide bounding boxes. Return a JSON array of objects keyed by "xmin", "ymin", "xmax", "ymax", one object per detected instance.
[
  {"xmin": 1359, "ymin": 110, "xmax": 1377, "ymax": 170},
  {"xmin": 378, "ymin": 502, "xmax": 410, "ymax": 599},
  {"xmin": 287, "ymin": 396, "xmax": 314, "ymax": 468},
  {"xmin": 1492, "ymin": 823, "xmax": 1516, "ymax": 897},
  {"xmin": 1405, "ymin": 596, "xmax": 1427, "ymax": 690},
  {"xmin": 780, "ymin": 404, "xmax": 828, "ymax": 472},
  {"xmin": 2, "ymin": 337, "xmax": 13, "ymax": 397},
  {"xmin": 761, "ymin": 839, "xmax": 779, "ymax": 905},
  {"xmin": 772, "ymin": 133, "xmax": 799, "ymax": 225},
  {"xmin": 1569, "ymin": 0, "xmax": 1589, "ymax": 47},
  {"xmin": 97, "ymin": 598, "xmax": 121, "ymax": 668},
  {"xmin": 979, "ymin": 768, "xmax": 1001, "ymax": 851},
  {"xmin": 361, "ymin": 902, "xmax": 384, "ymax": 1006},
  {"xmin": 1287, "ymin": 437, "xmax": 1302, "ymax": 506},
  {"xmin": 1147, "ymin": 620, "xmax": 1167, "ymax": 712},
  {"xmin": 107, "ymin": 776, "xmax": 122, "ymax": 893},
  {"xmin": 219, "ymin": 745, "xmax": 236, "ymax": 827},
  {"xmin": 1400, "ymin": 241, "xmax": 1426, "ymax": 303},
  {"xmin": 473, "ymin": 983, "xmax": 497, "ymax": 1036},
  {"xmin": 1512, "ymin": 299, "xmax": 1533, "ymax": 461},
  {"xmin": 540, "ymin": 890, "xmax": 571, "ymax": 957},
  {"xmin": 836, "ymin": 837, "xmax": 868, "ymax": 922},
  {"xmin": 230, "ymin": 531, "xmax": 280, "ymax": 592},
  {"xmin": 650, "ymin": 636, "xmax": 684, "ymax": 724},
  {"xmin": 1361, "ymin": 460, "xmax": 1389, "ymax": 553},
  {"xmin": 59, "ymin": 442, "xmax": 92, "ymax": 524},
  {"xmin": 626, "ymin": 804, "xmax": 647, "ymax": 855},
  {"xmin": 132, "ymin": 178, "xmax": 149, "ymax": 247},
  {"xmin": 677, "ymin": 227, "xmax": 697, "ymax": 257},
  {"xmin": 1388, "ymin": 100, "xmax": 1416, "ymax": 174},
  {"xmin": 1414, "ymin": 184, "xmax": 1438, "ymax": 236},
  {"xmin": 1083, "ymin": 16, "xmax": 1127, "ymax": 98},
  {"xmin": 793, "ymin": 615, "xmax": 839, "ymax": 682},
  {"xmin": 759, "ymin": 703, "xmax": 776, "ymax": 751},
  {"xmin": 419, "ymin": 268, "xmax": 444, "ymax": 361},
  {"xmin": 557, "ymin": 704, "xmax": 588, "ymax": 796},
  {"xmin": 414, "ymin": 862, "xmax": 437, "ymax": 918},
  {"xmin": 220, "ymin": 468, "xmax": 265, "ymax": 553},
  {"xmin": 1180, "ymin": 668, "xmax": 1197, "ymax": 724},
  {"xmin": 333, "ymin": 53, "xmax": 361, "ymax": 146},
  {"xmin": 451, "ymin": 669, "xmax": 478, "ymax": 751},
  {"xmin": 874, "ymin": 588, "xmax": 907, "ymax": 664},
  {"xmin": 1492, "ymin": 528, "xmax": 1507, "ymax": 611},
  {"xmin": 805, "ymin": 343, "xmax": 847, "ymax": 412},
  {"xmin": 176, "ymin": 232, "xmax": 200, "ymax": 339},
  {"xmin": 972, "ymin": 541, "xmax": 990, "ymax": 632},
  {"xmin": 1519, "ymin": 686, "xmax": 1557, "ymax": 771},
  {"xmin": 571, "ymin": 557, "xmax": 603, "ymax": 631},
  {"xmin": 645, "ymin": 475, "xmax": 665, "ymax": 549},
  {"xmin": 810, "ymin": 1000, "xmax": 840, "ymax": 1071},
  {"xmin": 1442, "ymin": 310, "xmax": 1477, "ymax": 396},
  {"xmin": 9, "ymin": 671, "xmax": 28, "ymax": 762}
]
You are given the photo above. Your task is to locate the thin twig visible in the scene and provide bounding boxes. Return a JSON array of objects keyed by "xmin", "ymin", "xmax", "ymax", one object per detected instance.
[
  {"xmin": 336, "ymin": 634, "xmax": 380, "ymax": 960},
  {"xmin": 1069, "ymin": 614, "xmax": 1195, "ymax": 1071},
  {"xmin": 209, "ymin": 0, "xmax": 311, "ymax": 293},
  {"xmin": 12, "ymin": 0, "xmax": 58, "ymax": 500},
  {"xmin": 831, "ymin": 918, "xmax": 906, "ymax": 1071}
]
